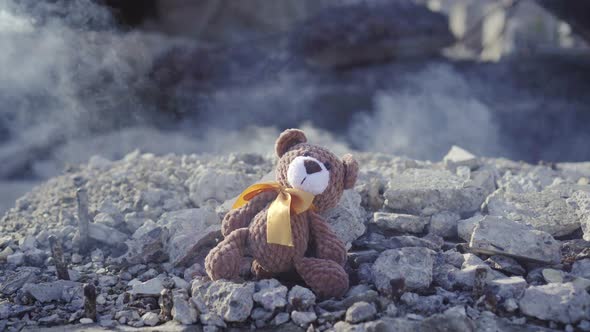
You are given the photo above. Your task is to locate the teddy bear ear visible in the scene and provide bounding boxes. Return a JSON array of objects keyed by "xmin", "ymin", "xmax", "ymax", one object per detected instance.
[
  {"xmin": 342, "ymin": 154, "xmax": 359, "ymax": 189},
  {"xmin": 275, "ymin": 129, "xmax": 307, "ymax": 157}
]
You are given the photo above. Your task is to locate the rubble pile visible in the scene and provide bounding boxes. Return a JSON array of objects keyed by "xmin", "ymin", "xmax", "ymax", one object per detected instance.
[{"xmin": 1, "ymin": 147, "xmax": 590, "ymax": 331}]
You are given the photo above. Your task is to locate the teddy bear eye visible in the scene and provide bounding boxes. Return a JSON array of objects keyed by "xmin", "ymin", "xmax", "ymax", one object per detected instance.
[{"xmin": 324, "ymin": 162, "xmax": 332, "ymax": 170}]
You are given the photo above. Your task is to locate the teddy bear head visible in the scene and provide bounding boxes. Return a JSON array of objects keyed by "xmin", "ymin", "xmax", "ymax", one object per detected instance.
[{"xmin": 274, "ymin": 129, "xmax": 358, "ymax": 212}]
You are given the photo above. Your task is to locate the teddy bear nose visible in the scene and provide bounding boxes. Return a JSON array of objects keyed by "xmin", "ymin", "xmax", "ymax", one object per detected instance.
[{"xmin": 304, "ymin": 159, "xmax": 322, "ymax": 174}]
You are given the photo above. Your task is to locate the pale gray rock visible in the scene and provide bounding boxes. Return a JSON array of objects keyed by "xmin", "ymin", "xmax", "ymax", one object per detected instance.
[
  {"xmin": 272, "ymin": 312, "xmax": 290, "ymax": 326},
  {"xmin": 323, "ymin": 189, "xmax": 366, "ymax": 248},
  {"xmin": 542, "ymin": 269, "xmax": 565, "ymax": 284},
  {"xmin": 141, "ymin": 312, "xmax": 159, "ymax": 326},
  {"xmin": 131, "ymin": 219, "xmax": 158, "ymax": 239},
  {"xmin": 421, "ymin": 306, "xmax": 475, "ymax": 332},
  {"xmin": 159, "ymin": 208, "xmax": 221, "ymax": 266},
  {"xmin": 457, "ymin": 214, "xmax": 485, "ymax": 242},
  {"xmin": 384, "ymin": 168, "xmax": 490, "ymax": 216},
  {"xmin": 372, "ymin": 247, "xmax": 435, "ymax": 292},
  {"xmin": 253, "ymin": 283, "xmax": 288, "ymax": 311},
  {"xmin": 19, "ymin": 235, "xmax": 36, "ymax": 251},
  {"xmin": 191, "ymin": 280, "xmax": 255, "ymax": 322},
  {"xmin": 485, "ymin": 186, "xmax": 582, "ymax": 237},
  {"xmin": 288, "ymin": 285, "xmax": 316, "ymax": 311},
  {"xmin": 572, "ymin": 259, "xmax": 590, "ymax": 279},
  {"xmin": 429, "ymin": 211, "xmax": 460, "ymax": 238},
  {"xmin": 0, "ymin": 247, "xmax": 14, "ymax": 262},
  {"xmin": 129, "ymin": 277, "xmax": 164, "ymax": 296},
  {"xmin": 7, "ymin": 252, "xmax": 24, "ymax": 266},
  {"xmin": 172, "ymin": 293, "xmax": 198, "ymax": 325},
  {"xmin": 185, "ymin": 168, "xmax": 256, "ymax": 207},
  {"xmin": 291, "ymin": 311, "xmax": 317, "ymax": 327},
  {"xmin": 373, "ymin": 212, "xmax": 428, "ymax": 234},
  {"xmin": 486, "ymin": 277, "xmax": 527, "ymax": 302},
  {"xmin": 443, "ymin": 146, "xmax": 478, "ymax": 170},
  {"xmin": 469, "ymin": 216, "xmax": 561, "ymax": 264},
  {"xmin": 93, "ymin": 212, "xmax": 117, "ymax": 228},
  {"xmin": 569, "ymin": 190, "xmax": 590, "ymax": 241},
  {"xmin": 485, "ymin": 255, "xmax": 526, "ymax": 276},
  {"xmin": 345, "ymin": 301, "xmax": 376, "ymax": 323},
  {"xmin": 0, "ymin": 268, "xmax": 37, "ymax": 295},
  {"xmin": 200, "ymin": 313, "xmax": 226, "ymax": 327},
  {"xmin": 22, "ymin": 280, "xmax": 81, "ymax": 303},
  {"xmin": 88, "ymin": 222, "xmax": 128, "ymax": 246},
  {"xmin": 519, "ymin": 282, "xmax": 590, "ymax": 324}
]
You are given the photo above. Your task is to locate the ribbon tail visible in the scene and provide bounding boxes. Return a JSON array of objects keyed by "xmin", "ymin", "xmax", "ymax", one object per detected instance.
[{"xmin": 266, "ymin": 191, "xmax": 294, "ymax": 247}]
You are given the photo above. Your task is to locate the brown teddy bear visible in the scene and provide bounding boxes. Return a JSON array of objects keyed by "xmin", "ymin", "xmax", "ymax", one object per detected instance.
[{"xmin": 205, "ymin": 129, "xmax": 359, "ymax": 298}]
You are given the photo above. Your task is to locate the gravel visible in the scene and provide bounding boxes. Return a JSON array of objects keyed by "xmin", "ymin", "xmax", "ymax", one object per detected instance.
[{"xmin": 1, "ymin": 149, "xmax": 589, "ymax": 331}]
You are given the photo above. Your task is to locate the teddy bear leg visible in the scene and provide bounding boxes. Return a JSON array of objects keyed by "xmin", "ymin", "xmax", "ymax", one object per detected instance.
[
  {"xmin": 251, "ymin": 260, "xmax": 274, "ymax": 280},
  {"xmin": 294, "ymin": 257, "xmax": 349, "ymax": 299},
  {"xmin": 205, "ymin": 228, "xmax": 249, "ymax": 281}
]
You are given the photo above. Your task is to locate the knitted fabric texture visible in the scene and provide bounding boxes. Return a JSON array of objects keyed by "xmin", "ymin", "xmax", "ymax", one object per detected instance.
[{"xmin": 205, "ymin": 129, "xmax": 359, "ymax": 299}]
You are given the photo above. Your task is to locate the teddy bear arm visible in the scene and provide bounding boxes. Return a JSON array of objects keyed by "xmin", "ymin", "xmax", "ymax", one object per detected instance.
[
  {"xmin": 222, "ymin": 191, "xmax": 278, "ymax": 237},
  {"xmin": 309, "ymin": 212, "xmax": 347, "ymax": 266}
]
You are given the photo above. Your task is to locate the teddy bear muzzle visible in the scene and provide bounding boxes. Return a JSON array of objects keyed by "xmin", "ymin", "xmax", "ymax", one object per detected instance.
[{"xmin": 287, "ymin": 156, "xmax": 329, "ymax": 195}]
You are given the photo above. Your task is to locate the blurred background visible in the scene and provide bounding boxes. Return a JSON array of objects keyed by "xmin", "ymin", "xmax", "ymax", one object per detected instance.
[{"xmin": 0, "ymin": 0, "xmax": 589, "ymax": 213}]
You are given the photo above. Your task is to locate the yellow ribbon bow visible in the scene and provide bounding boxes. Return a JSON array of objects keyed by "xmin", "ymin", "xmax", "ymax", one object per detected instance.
[{"xmin": 232, "ymin": 182, "xmax": 315, "ymax": 247}]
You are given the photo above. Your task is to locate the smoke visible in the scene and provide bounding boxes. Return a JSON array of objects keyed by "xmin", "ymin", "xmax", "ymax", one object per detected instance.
[
  {"xmin": 348, "ymin": 63, "xmax": 506, "ymax": 161},
  {"xmin": 0, "ymin": 0, "xmax": 178, "ymax": 145}
]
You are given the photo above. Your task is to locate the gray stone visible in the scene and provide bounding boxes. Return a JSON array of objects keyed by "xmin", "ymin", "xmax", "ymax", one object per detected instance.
[
  {"xmin": 323, "ymin": 190, "xmax": 366, "ymax": 248},
  {"xmin": 373, "ymin": 212, "xmax": 428, "ymax": 234},
  {"xmin": 117, "ymin": 226, "xmax": 169, "ymax": 265},
  {"xmin": 288, "ymin": 285, "xmax": 316, "ymax": 310},
  {"xmin": 469, "ymin": 216, "xmax": 561, "ymax": 264},
  {"xmin": 291, "ymin": 311, "xmax": 317, "ymax": 327},
  {"xmin": 71, "ymin": 253, "xmax": 82, "ymax": 264},
  {"xmin": 141, "ymin": 312, "xmax": 159, "ymax": 326},
  {"xmin": 485, "ymin": 186, "xmax": 582, "ymax": 237},
  {"xmin": 200, "ymin": 313, "xmax": 226, "ymax": 327},
  {"xmin": 130, "ymin": 277, "xmax": 164, "ymax": 296},
  {"xmin": 185, "ymin": 168, "xmax": 256, "ymax": 207},
  {"xmin": 22, "ymin": 280, "xmax": 81, "ymax": 303},
  {"xmin": 345, "ymin": 301, "xmax": 376, "ymax": 323},
  {"xmin": 429, "ymin": 211, "xmax": 460, "ymax": 238},
  {"xmin": 384, "ymin": 168, "xmax": 490, "ymax": 216},
  {"xmin": 88, "ymin": 223, "xmax": 128, "ymax": 246},
  {"xmin": 542, "ymin": 269, "xmax": 565, "ymax": 284},
  {"xmin": 0, "ymin": 268, "xmax": 38, "ymax": 295},
  {"xmin": 0, "ymin": 247, "xmax": 14, "ymax": 261},
  {"xmin": 485, "ymin": 255, "xmax": 526, "ymax": 276},
  {"xmin": 131, "ymin": 219, "xmax": 158, "ymax": 239},
  {"xmin": 94, "ymin": 212, "xmax": 117, "ymax": 228},
  {"xmin": 253, "ymin": 284, "xmax": 288, "ymax": 311},
  {"xmin": 443, "ymin": 146, "xmax": 478, "ymax": 170},
  {"xmin": 519, "ymin": 282, "xmax": 590, "ymax": 324},
  {"xmin": 457, "ymin": 214, "xmax": 484, "ymax": 242},
  {"xmin": 570, "ymin": 190, "xmax": 590, "ymax": 241},
  {"xmin": 272, "ymin": 312, "xmax": 290, "ymax": 326},
  {"xmin": 486, "ymin": 277, "xmax": 527, "ymax": 302},
  {"xmin": 170, "ymin": 290, "xmax": 198, "ymax": 325},
  {"xmin": 572, "ymin": 259, "xmax": 590, "ymax": 279},
  {"xmin": 160, "ymin": 208, "xmax": 221, "ymax": 267},
  {"xmin": 422, "ymin": 306, "xmax": 475, "ymax": 332},
  {"xmin": 39, "ymin": 314, "xmax": 62, "ymax": 325},
  {"xmin": 400, "ymin": 292, "xmax": 444, "ymax": 315},
  {"xmin": 372, "ymin": 247, "xmax": 435, "ymax": 292},
  {"xmin": 7, "ymin": 252, "xmax": 24, "ymax": 265},
  {"xmin": 442, "ymin": 249, "xmax": 464, "ymax": 268},
  {"xmin": 19, "ymin": 235, "xmax": 36, "ymax": 251},
  {"xmin": 0, "ymin": 303, "xmax": 34, "ymax": 319},
  {"xmin": 191, "ymin": 279, "xmax": 255, "ymax": 322}
]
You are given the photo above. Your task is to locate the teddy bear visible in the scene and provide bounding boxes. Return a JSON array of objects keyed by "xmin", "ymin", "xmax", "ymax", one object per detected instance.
[{"xmin": 205, "ymin": 128, "xmax": 359, "ymax": 298}]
